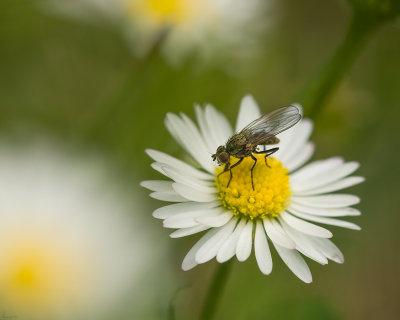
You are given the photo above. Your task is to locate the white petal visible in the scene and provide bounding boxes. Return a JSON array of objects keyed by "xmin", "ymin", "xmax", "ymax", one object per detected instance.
[
  {"xmin": 280, "ymin": 221, "xmax": 328, "ymax": 265},
  {"xmin": 161, "ymin": 165, "xmax": 216, "ymax": 193},
  {"xmin": 235, "ymin": 95, "xmax": 261, "ymax": 132},
  {"xmin": 180, "ymin": 112, "xmax": 208, "ymax": 145},
  {"xmin": 165, "ymin": 113, "xmax": 214, "ymax": 172},
  {"xmin": 216, "ymin": 219, "xmax": 246, "ymax": 263},
  {"xmin": 216, "ymin": 111, "xmax": 233, "ymax": 143},
  {"xmin": 288, "ymin": 210, "xmax": 361, "ymax": 230},
  {"xmin": 170, "ymin": 225, "xmax": 211, "ymax": 238},
  {"xmin": 263, "ymin": 218, "xmax": 296, "ymax": 249},
  {"xmin": 286, "ymin": 142, "xmax": 315, "ymax": 172},
  {"xmin": 163, "ymin": 215, "xmax": 200, "ymax": 229},
  {"xmin": 272, "ymin": 106, "xmax": 305, "ymax": 157},
  {"xmin": 309, "ymin": 238, "xmax": 344, "ymax": 263},
  {"xmin": 280, "ymin": 211, "xmax": 332, "ymax": 238},
  {"xmin": 195, "ymin": 104, "xmax": 218, "ymax": 153},
  {"xmin": 236, "ymin": 220, "xmax": 254, "ymax": 262},
  {"xmin": 173, "ymin": 112, "xmax": 205, "ymax": 152},
  {"xmin": 295, "ymin": 176, "xmax": 365, "ymax": 196},
  {"xmin": 150, "ymin": 162, "xmax": 168, "ymax": 177},
  {"xmin": 180, "ymin": 111, "xmax": 221, "ymax": 162},
  {"xmin": 146, "ymin": 149, "xmax": 212, "ymax": 180},
  {"xmin": 288, "ymin": 203, "xmax": 361, "ymax": 217},
  {"xmin": 140, "ymin": 180, "xmax": 173, "ymax": 192},
  {"xmin": 273, "ymin": 243, "xmax": 312, "ymax": 283},
  {"xmin": 290, "ymin": 157, "xmax": 344, "ymax": 184},
  {"xmin": 163, "ymin": 208, "xmax": 222, "ymax": 228},
  {"xmin": 204, "ymin": 104, "xmax": 233, "ymax": 146},
  {"xmin": 172, "ymin": 183, "xmax": 216, "ymax": 202},
  {"xmin": 153, "ymin": 201, "xmax": 220, "ymax": 219},
  {"xmin": 292, "ymin": 194, "xmax": 360, "ymax": 208},
  {"xmin": 254, "ymin": 220, "xmax": 273, "ymax": 275},
  {"xmin": 150, "ymin": 191, "xmax": 188, "ymax": 202},
  {"xmin": 195, "ymin": 219, "xmax": 237, "ymax": 264},
  {"xmin": 292, "ymin": 162, "xmax": 360, "ymax": 192},
  {"xmin": 279, "ymin": 119, "xmax": 313, "ymax": 164},
  {"xmin": 182, "ymin": 229, "xmax": 219, "ymax": 271},
  {"xmin": 196, "ymin": 210, "xmax": 233, "ymax": 227},
  {"xmin": 272, "ymin": 120, "xmax": 298, "ymax": 159}
]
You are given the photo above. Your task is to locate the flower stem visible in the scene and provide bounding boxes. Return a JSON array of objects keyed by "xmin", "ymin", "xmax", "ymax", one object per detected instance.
[
  {"xmin": 199, "ymin": 260, "xmax": 233, "ymax": 320},
  {"xmin": 86, "ymin": 32, "xmax": 167, "ymax": 138},
  {"xmin": 299, "ymin": 9, "xmax": 381, "ymax": 119}
]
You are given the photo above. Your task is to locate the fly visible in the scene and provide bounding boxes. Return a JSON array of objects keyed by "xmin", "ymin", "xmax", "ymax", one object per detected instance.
[{"xmin": 212, "ymin": 105, "xmax": 302, "ymax": 190}]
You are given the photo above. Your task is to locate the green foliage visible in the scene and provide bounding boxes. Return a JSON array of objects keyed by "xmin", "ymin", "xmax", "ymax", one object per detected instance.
[
  {"xmin": 348, "ymin": 0, "xmax": 400, "ymax": 22},
  {"xmin": 0, "ymin": 0, "xmax": 399, "ymax": 319}
]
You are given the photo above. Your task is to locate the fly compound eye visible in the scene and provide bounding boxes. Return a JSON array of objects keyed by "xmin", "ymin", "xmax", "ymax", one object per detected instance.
[{"xmin": 219, "ymin": 152, "xmax": 229, "ymax": 164}]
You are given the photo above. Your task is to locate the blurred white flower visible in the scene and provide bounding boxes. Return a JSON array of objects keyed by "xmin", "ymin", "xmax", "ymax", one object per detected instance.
[
  {"xmin": 142, "ymin": 95, "xmax": 364, "ymax": 283},
  {"xmin": 46, "ymin": 0, "xmax": 270, "ymax": 71},
  {"xmin": 0, "ymin": 143, "xmax": 152, "ymax": 319}
]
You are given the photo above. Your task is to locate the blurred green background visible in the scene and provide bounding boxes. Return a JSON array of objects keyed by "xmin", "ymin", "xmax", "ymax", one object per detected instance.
[{"xmin": 1, "ymin": 0, "xmax": 399, "ymax": 319}]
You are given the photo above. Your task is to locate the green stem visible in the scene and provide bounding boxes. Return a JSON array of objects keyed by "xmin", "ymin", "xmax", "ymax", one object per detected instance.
[
  {"xmin": 86, "ymin": 32, "xmax": 167, "ymax": 139},
  {"xmin": 199, "ymin": 261, "xmax": 233, "ymax": 320},
  {"xmin": 299, "ymin": 10, "xmax": 381, "ymax": 119}
]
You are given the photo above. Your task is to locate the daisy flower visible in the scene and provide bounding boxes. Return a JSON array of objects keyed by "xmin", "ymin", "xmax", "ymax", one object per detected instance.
[
  {"xmin": 125, "ymin": 0, "xmax": 268, "ymax": 67},
  {"xmin": 141, "ymin": 95, "xmax": 364, "ymax": 283},
  {"xmin": 0, "ymin": 143, "xmax": 152, "ymax": 319},
  {"xmin": 46, "ymin": 0, "xmax": 268, "ymax": 71}
]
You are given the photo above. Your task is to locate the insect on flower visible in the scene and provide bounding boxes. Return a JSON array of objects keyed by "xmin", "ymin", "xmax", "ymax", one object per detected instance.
[{"xmin": 212, "ymin": 105, "xmax": 302, "ymax": 190}]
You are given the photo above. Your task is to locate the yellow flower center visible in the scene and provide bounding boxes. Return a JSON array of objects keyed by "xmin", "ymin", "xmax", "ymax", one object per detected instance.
[
  {"xmin": 134, "ymin": 0, "xmax": 191, "ymax": 25},
  {"xmin": 215, "ymin": 155, "xmax": 291, "ymax": 219},
  {"xmin": 0, "ymin": 233, "xmax": 89, "ymax": 316}
]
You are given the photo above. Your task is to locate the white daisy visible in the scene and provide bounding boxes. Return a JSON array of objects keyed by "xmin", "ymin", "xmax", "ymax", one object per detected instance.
[
  {"xmin": 0, "ymin": 143, "xmax": 152, "ymax": 319},
  {"xmin": 46, "ymin": 0, "xmax": 268, "ymax": 71},
  {"xmin": 141, "ymin": 95, "xmax": 364, "ymax": 283},
  {"xmin": 126, "ymin": 0, "xmax": 268, "ymax": 67}
]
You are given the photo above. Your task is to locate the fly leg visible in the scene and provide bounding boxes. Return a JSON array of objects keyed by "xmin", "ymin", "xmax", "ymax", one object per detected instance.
[
  {"xmin": 217, "ymin": 163, "xmax": 230, "ymax": 177},
  {"xmin": 227, "ymin": 158, "xmax": 243, "ymax": 188},
  {"xmin": 254, "ymin": 147, "xmax": 279, "ymax": 167},
  {"xmin": 250, "ymin": 154, "xmax": 257, "ymax": 190}
]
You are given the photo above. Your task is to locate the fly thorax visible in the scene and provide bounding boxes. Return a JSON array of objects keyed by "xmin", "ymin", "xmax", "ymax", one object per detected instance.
[{"xmin": 226, "ymin": 135, "xmax": 246, "ymax": 153}]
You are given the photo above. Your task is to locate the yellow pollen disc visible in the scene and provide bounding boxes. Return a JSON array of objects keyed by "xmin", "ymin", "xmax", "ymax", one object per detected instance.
[
  {"xmin": 134, "ymin": 0, "xmax": 190, "ymax": 25},
  {"xmin": 0, "ymin": 234, "xmax": 89, "ymax": 314},
  {"xmin": 215, "ymin": 155, "xmax": 291, "ymax": 219}
]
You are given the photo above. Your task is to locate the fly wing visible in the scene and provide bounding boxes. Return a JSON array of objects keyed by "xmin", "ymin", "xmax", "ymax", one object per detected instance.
[{"xmin": 239, "ymin": 105, "xmax": 302, "ymax": 141}]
